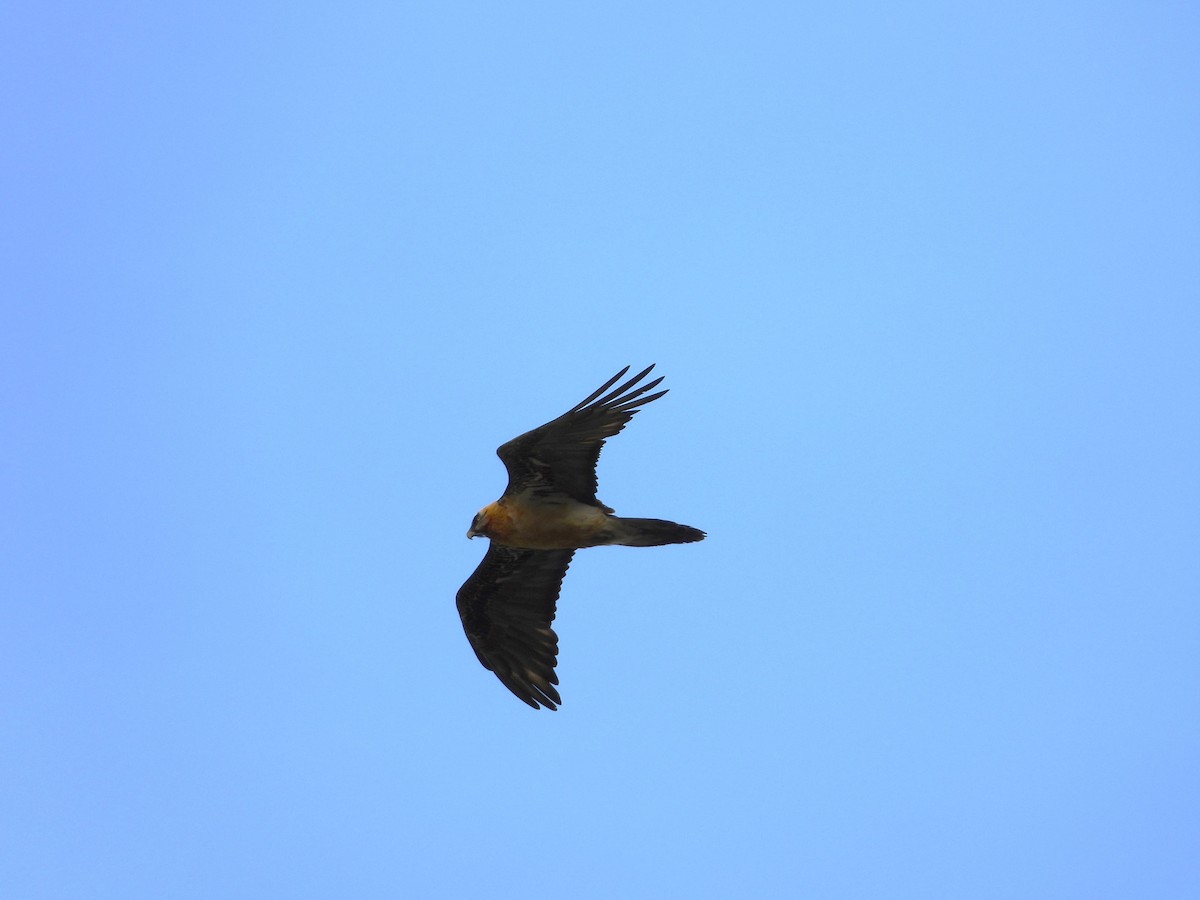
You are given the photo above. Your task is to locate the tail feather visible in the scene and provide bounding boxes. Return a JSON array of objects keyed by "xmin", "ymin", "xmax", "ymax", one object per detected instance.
[{"xmin": 610, "ymin": 517, "xmax": 706, "ymax": 547}]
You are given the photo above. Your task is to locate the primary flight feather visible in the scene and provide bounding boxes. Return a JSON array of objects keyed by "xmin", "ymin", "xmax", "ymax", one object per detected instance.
[{"xmin": 456, "ymin": 365, "xmax": 705, "ymax": 710}]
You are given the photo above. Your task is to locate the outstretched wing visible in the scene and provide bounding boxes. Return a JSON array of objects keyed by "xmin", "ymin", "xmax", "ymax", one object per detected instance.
[
  {"xmin": 456, "ymin": 544, "xmax": 576, "ymax": 710},
  {"xmin": 497, "ymin": 364, "xmax": 667, "ymax": 505}
]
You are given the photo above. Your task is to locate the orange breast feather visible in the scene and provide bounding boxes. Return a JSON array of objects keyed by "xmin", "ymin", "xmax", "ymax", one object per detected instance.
[{"xmin": 495, "ymin": 497, "xmax": 610, "ymax": 550}]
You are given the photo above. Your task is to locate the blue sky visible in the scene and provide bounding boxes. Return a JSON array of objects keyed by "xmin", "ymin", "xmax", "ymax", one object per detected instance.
[{"xmin": 3, "ymin": 3, "xmax": 1198, "ymax": 898}]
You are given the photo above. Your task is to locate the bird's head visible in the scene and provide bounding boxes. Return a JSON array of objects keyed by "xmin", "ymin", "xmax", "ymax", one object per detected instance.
[{"xmin": 466, "ymin": 508, "xmax": 491, "ymax": 540}]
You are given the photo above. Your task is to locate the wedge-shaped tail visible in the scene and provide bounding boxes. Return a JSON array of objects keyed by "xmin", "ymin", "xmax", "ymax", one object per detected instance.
[{"xmin": 609, "ymin": 517, "xmax": 707, "ymax": 547}]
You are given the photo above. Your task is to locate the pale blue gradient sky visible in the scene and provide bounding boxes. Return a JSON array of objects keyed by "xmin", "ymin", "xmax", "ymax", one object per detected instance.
[{"xmin": 3, "ymin": 3, "xmax": 1199, "ymax": 898}]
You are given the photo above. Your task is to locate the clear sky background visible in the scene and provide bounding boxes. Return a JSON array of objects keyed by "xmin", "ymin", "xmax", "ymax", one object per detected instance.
[{"xmin": 3, "ymin": 3, "xmax": 1198, "ymax": 898}]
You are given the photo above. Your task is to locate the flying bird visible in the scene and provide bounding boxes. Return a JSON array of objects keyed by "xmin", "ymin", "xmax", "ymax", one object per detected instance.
[{"xmin": 456, "ymin": 365, "xmax": 705, "ymax": 710}]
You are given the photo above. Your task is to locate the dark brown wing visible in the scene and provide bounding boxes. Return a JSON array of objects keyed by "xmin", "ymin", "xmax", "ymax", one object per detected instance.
[
  {"xmin": 496, "ymin": 365, "xmax": 667, "ymax": 505},
  {"xmin": 456, "ymin": 543, "xmax": 575, "ymax": 710}
]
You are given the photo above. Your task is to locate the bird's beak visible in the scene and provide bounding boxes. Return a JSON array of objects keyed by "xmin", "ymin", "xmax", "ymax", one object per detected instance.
[{"xmin": 467, "ymin": 512, "xmax": 485, "ymax": 540}]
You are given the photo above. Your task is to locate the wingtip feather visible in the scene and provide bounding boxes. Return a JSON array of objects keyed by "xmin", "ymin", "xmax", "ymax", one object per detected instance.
[{"xmin": 566, "ymin": 366, "xmax": 631, "ymax": 414}]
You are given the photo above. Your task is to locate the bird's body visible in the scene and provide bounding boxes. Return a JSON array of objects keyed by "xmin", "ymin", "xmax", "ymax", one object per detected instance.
[
  {"xmin": 456, "ymin": 365, "xmax": 705, "ymax": 710},
  {"xmin": 471, "ymin": 494, "xmax": 612, "ymax": 550}
]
